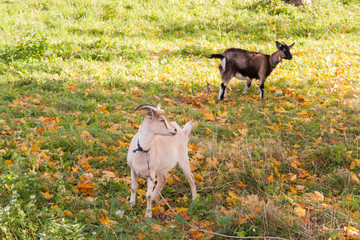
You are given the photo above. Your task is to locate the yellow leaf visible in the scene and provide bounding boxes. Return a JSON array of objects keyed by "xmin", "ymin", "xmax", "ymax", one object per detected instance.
[
  {"xmin": 100, "ymin": 106, "xmax": 110, "ymax": 115},
  {"xmin": 274, "ymin": 106, "xmax": 287, "ymax": 114},
  {"xmin": 64, "ymin": 210, "xmax": 73, "ymax": 217},
  {"xmin": 274, "ymin": 166, "xmax": 279, "ymax": 175},
  {"xmin": 343, "ymin": 226, "xmax": 359, "ymax": 239},
  {"xmin": 289, "ymin": 173, "xmax": 297, "ymax": 181},
  {"xmin": 117, "ymin": 141, "xmax": 125, "ymax": 147},
  {"xmin": 86, "ymin": 196, "xmax": 96, "ymax": 202},
  {"xmin": 350, "ymin": 172, "xmax": 360, "ymax": 184},
  {"xmin": 203, "ymin": 111, "xmax": 215, "ymax": 120},
  {"xmin": 99, "ymin": 215, "xmax": 110, "ymax": 225},
  {"xmin": 167, "ymin": 175, "xmax": 174, "ymax": 184},
  {"xmin": 217, "ymin": 110, "xmax": 228, "ymax": 118},
  {"xmin": 268, "ymin": 174, "xmax": 274, "ymax": 182},
  {"xmin": 297, "ymin": 110, "xmax": 310, "ymax": 117},
  {"xmin": 238, "ymin": 128, "xmax": 248, "ymax": 137},
  {"xmin": 175, "ymin": 207, "xmax": 188, "ymax": 213},
  {"xmin": 293, "ymin": 144, "xmax": 300, "ymax": 148},
  {"xmin": 350, "ymin": 161, "xmax": 356, "ymax": 170},
  {"xmin": 137, "ymin": 188, "xmax": 147, "ymax": 196},
  {"xmin": 80, "ymin": 130, "xmax": 90, "ymax": 138},
  {"xmin": 294, "ymin": 206, "xmax": 306, "ymax": 217},
  {"xmin": 253, "ymin": 168, "xmax": 262, "ymax": 176},
  {"xmin": 228, "ymin": 191, "xmax": 242, "ymax": 201},
  {"xmin": 152, "ymin": 205, "xmax": 165, "ymax": 214},
  {"xmin": 205, "ymin": 128, "xmax": 212, "ymax": 134},
  {"xmin": 31, "ymin": 144, "xmax": 40, "ymax": 152},
  {"xmin": 206, "ymin": 157, "xmax": 218, "ymax": 168},
  {"xmin": 290, "ymin": 186, "xmax": 297, "ymax": 194},
  {"xmin": 48, "ymin": 126, "xmax": 58, "ymax": 132},
  {"xmin": 313, "ymin": 191, "xmax": 324, "ymax": 202},
  {"xmin": 195, "ymin": 173, "xmax": 203, "ymax": 181},
  {"xmin": 151, "ymin": 223, "xmax": 163, "ymax": 232},
  {"xmin": 41, "ymin": 191, "xmax": 54, "ymax": 199}
]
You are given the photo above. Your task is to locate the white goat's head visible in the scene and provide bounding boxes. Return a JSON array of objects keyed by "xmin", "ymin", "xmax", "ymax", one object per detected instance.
[{"xmin": 134, "ymin": 103, "xmax": 177, "ymax": 136}]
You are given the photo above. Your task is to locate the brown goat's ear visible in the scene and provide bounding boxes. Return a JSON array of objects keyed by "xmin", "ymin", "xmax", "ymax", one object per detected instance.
[
  {"xmin": 288, "ymin": 43, "xmax": 295, "ymax": 49},
  {"xmin": 275, "ymin": 41, "xmax": 282, "ymax": 49}
]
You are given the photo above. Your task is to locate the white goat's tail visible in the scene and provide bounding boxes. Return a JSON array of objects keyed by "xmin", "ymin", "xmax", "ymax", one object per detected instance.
[{"xmin": 183, "ymin": 121, "xmax": 193, "ymax": 136}]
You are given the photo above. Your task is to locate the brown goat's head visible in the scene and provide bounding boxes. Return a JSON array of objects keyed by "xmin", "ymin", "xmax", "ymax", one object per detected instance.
[{"xmin": 276, "ymin": 41, "xmax": 295, "ymax": 60}]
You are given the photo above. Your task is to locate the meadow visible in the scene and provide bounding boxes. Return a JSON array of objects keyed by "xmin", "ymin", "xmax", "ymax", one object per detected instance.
[{"xmin": 0, "ymin": 0, "xmax": 359, "ymax": 239}]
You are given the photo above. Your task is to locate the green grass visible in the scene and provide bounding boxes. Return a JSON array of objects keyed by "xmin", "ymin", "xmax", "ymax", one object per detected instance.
[{"xmin": 1, "ymin": 0, "xmax": 360, "ymax": 239}]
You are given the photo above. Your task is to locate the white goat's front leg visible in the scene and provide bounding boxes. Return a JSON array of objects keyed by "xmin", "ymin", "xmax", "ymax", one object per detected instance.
[
  {"xmin": 151, "ymin": 173, "xmax": 167, "ymax": 201},
  {"xmin": 145, "ymin": 174, "xmax": 156, "ymax": 218},
  {"xmin": 130, "ymin": 169, "xmax": 138, "ymax": 206},
  {"xmin": 179, "ymin": 159, "xmax": 197, "ymax": 200}
]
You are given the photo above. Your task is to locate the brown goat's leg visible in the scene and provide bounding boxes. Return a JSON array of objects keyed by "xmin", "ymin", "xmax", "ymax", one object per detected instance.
[
  {"xmin": 219, "ymin": 69, "xmax": 235, "ymax": 101},
  {"xmin": 243, "ymin": 79, "xmax": 252, "ymax": 94},
  {"xmin": 218, "ymin": 82, "xmax": 228, "ymax": 101},
  {"xmin": 259, "ymin": 77, "xmax": 266, "ymax": 100}
]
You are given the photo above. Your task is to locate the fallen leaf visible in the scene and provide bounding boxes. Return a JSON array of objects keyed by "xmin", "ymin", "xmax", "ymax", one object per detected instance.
[
  {"xmin": 294, "ymin": 206, "xmax": 306, "ymax": 217},
  {"xmin": 41, "ymin": 191, "xmax": 54, "ymax": 199}
]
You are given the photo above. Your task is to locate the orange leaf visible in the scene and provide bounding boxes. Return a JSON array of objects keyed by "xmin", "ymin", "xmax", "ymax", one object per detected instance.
[
  {"xmin": 329, "ymin": 137, "xmax": 340, "ymax": 143},
  {"xmin": 5, "ymin": 160, "xmax": 13, "ymax": 167},
  {"xmin": 191, "ymin": 232, "xmax": 205, "ymax": 240},
  {"xmin": 77, "ymin": 181, "xmax": 95, "ymax": 195}
]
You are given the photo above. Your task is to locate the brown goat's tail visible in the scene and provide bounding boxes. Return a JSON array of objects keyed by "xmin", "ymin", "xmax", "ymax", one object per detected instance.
[{"xmin": 208, "ymin": 54, "xmax": 224, "ymax": 59}]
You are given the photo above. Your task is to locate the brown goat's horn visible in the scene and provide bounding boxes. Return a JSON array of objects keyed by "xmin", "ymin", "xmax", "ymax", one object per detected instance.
[{"xmin": 134, "ymin": 104, "xmax": 158, "ymax": 115}]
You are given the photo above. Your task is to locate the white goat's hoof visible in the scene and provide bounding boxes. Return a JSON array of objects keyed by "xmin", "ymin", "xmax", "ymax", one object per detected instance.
[
  {"xmin": 115, "ymin": 209, "xmax": 125, "ymax": 217},
  {"xmin": 192, "ymin": 195, "xmax": 198, "ymax": 201},
  {"xmin": 145, "ymin": 210, "xmax": 152, "ymax": 218}
]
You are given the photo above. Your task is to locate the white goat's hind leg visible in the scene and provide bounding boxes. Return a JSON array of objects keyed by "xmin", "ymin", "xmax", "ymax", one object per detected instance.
[
  {"xmin": 130, "ymin": 169, "xmax": 138, "ymax": 206},
  {"xmin": 145, "ymin": 174, "xmax": 156, "ymax": 218},
  {"xmin": 151, "ymin": 173, "xmax": 166, "ymax": 201},
  {"xmin": 178, "ymin": 159, "xmax": 197, "ymax": 200}
]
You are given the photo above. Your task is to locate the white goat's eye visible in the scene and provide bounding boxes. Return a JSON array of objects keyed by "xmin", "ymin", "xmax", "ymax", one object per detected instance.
[{"xmin": 159, "ymin": 119, "xmax": 165, "ymax": 122}]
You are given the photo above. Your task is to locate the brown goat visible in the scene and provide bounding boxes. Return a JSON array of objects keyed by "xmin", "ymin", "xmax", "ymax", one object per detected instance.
[{"xmin": 209, "ymin": 41, "xmax": 294, "ymax": 101}]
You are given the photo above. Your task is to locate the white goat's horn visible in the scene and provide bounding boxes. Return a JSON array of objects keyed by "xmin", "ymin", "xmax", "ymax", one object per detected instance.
[{"xmin": 134, "ymin": 104, "xmax": 158, "ymax": 115}]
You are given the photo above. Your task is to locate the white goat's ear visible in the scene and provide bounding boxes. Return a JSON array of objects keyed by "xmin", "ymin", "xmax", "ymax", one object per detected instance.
[
  {"xmin": 288, "ymin": 43, "xmax": 295, "ymax": 49},
  {"xmin": 275, "ymin": 41, "xmax": 282, "ymax": 49},
  {"xmin": 156, "ymin": 103, "xmax": 161, "ymax": 110},
  {"xmin": 147, "ymin": 110, "xmax": 154, "ymax": 119}
]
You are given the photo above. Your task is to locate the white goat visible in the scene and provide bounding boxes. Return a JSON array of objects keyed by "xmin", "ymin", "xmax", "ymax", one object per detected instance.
[{"xmin": 127, "ymin": 104, "xmax": 197, "ymax": 218}]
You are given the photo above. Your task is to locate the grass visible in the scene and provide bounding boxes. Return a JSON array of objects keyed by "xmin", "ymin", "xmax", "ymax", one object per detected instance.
[{"xmin": 1, "ymin": 0, "xmax": 360, "ymax": 239}]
